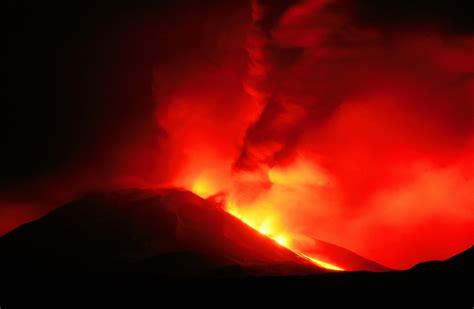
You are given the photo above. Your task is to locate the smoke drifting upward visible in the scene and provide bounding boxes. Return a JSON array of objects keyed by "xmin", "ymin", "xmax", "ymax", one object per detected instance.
[
  {"xmin": 227, "ymin": 0, "xmax": 474, "ymax": 268},
  {"xmin": 229, "ymin": 0, "xmax": 306, "ymax": 202},
  {"xmin": 235, "ymin": 0, "xmax": 339, "ymax": 173},
  {"xmin": 235, "ymin": 0, "xmax": 473, "ymax": 173}
]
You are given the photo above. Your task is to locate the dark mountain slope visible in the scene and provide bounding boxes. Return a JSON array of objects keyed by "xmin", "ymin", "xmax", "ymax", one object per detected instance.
[
  {"xmin": 0, "ymin": 189, "xmax": 319, "ymax": 275},
  {"xmin": 0, "ymin": 188, "xmax": 392, "ymax": 274}
]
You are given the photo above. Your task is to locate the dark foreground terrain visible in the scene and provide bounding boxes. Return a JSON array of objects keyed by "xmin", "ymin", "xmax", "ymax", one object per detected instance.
[
  {"xmin": 2, "ymin": 252, "xmax": 472, "ymax": 309},
  {"xmin": 1, "ymin": 189, "xmax": 472, "ymax": 308}
]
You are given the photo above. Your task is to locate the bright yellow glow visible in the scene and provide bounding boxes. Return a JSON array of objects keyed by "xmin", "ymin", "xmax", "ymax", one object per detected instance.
[
  {"xmin": 300, "ymin": 253, "xmax": 344, "ymax": 271},
  {"xmin": 274, "ymin": 234, "xmax": 289, "ymax": 247},
  {"xmin": 188, "ymin": 163, "xmax": 344, "ymax": 272},
  {"xmin": 258, "ymin": 224, "xmax": 270, "ymax": 235},
  {"xmin": 191, "ymin": 177, "xmax": 215, "ymax": 198},
  {"xmin": 225, "ymin": 197, "xmax": 344, "ymax": 271}
]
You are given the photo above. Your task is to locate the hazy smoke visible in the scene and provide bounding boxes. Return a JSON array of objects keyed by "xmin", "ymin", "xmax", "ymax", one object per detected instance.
[{"xmin": 231, "ymin": 0, "xmax": 474, "ymax": 268}]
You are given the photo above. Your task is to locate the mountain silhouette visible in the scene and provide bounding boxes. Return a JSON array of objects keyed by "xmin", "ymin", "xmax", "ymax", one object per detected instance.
[
  {"xmin": 0, "ymin": 188, "xmax": 394, "ymax": 275},
  {"xmin": 1, "ymin": 189, "xmax": 471, "ymax": 307}
]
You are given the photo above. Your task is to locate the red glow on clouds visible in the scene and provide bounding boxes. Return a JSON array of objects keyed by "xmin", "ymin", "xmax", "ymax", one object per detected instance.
[{"xmin": 157, "ymin": 0, "xmax": 473, "ymax": 269}]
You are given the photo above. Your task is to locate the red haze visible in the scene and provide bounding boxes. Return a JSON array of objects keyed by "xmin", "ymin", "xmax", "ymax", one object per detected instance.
[{"xmin": 2, "ymin": 0, "xmax": 473, "ymax": 269}]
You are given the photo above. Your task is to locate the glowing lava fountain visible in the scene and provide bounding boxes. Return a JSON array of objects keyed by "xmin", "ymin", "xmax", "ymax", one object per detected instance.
[
  {"xmin": 225, "ymin": 198, "xmax": 344, "ymax": 271},
  {"xmin": 190, "ymin": 163, "xmax": 344, "ymax": 272}
]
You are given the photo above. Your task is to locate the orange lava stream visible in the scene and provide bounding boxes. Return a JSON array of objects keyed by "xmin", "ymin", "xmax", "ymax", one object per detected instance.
[
  {"xmin": 189, "ymin": 159, "xmax": 344, "ymax": 271},
  {"xmin": 225, "ymin": 199, "xmax": 344, "ymax": 271},
  {"xmin": 298, "ymin": 253, "xmax": 344, "ymax": 271}
]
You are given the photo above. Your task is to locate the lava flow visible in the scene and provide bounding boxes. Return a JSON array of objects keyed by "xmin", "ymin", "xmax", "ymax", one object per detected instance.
[
  {"xmin": 190, "ymin": 161, "xmax": 345, "ymax": 271},
  {"xmin": 227, "ymin": 199, "xmax": 344, "ymax": 271}
]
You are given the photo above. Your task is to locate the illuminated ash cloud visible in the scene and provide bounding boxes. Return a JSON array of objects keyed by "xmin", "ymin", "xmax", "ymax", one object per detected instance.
[
  {"xmin": 235, "ymin": 0, "xmax": 473, "ymax": 174},
  {"xmin": 230, "ymin": 0, "xmax": 473, "ymax": 268}
]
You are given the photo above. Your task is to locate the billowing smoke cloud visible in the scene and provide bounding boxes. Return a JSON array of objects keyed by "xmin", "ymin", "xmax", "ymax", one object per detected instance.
[
  {"xmin": 235, "ymin": 0, "xmax": 318, "ymax": 174},
  {"xmin": 228, "ymin": 0, "xmax": 473, "ymax": 268},
  {"xmin": 235, "ymin": 0, "xmax": 473, "ymax": 173}
]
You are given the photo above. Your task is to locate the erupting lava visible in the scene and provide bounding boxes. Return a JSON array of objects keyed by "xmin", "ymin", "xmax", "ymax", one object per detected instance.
[
  {"xmin": 191, "ymin": 177, "xmax": 217, "ymax": 199},
  {"xmin": 190, "ymin": 160, "xmax": 345, "ymax": 271},
  {"xmin": 227, "ymin": 200, "xmax": 344, "ymax": 271}
]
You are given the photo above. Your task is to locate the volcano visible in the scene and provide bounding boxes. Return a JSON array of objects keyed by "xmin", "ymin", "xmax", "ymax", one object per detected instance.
[
  {"xmin": 3, "ymin": 0, "xmax": 473, "ymax": 307},
  {"xmin": 2, "ymin": 189, "xmax": 472, "ymax": 307},
  {"xmin": 0, "ymin": 188, "xmax": 388, "ymax": 276},
  {"xmin": 1, "ymin": 189, "xmax": 472, "ymax": 307}
]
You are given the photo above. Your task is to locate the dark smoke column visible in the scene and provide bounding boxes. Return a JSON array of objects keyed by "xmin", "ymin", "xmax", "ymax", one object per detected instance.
[
  {"xmin": 232, "ymin": 0, "xmax": 348, "ymax": 202},
  {"xmin": 234, "ymin": 0, "xmax": 304, "ymax": 175}
]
